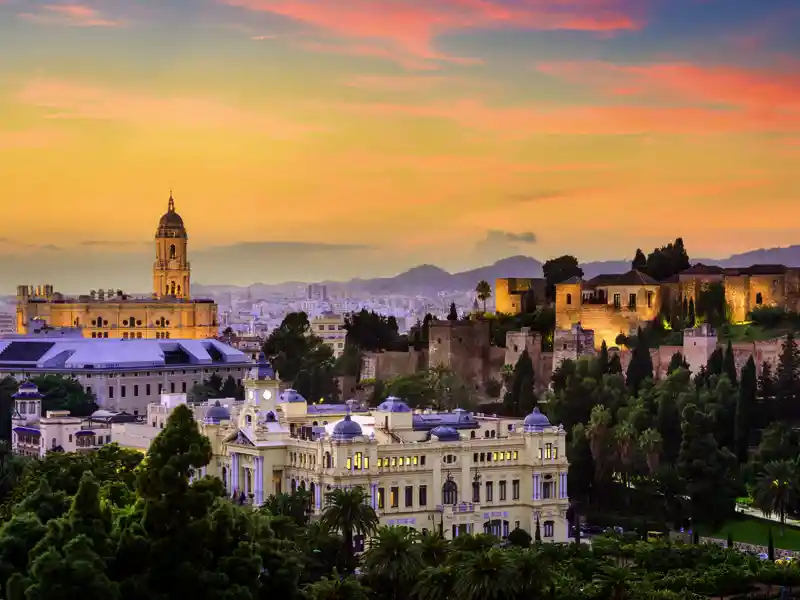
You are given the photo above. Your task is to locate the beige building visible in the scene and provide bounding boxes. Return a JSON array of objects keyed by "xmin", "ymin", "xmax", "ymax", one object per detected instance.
[
  {"xmin": 311, "ymin": 312, "xmax": 347, "ymax": 358},
  {"xmin": 555, "ymin": 270, "xmax": 662, "ymax": 349},
  {"xmin": 16, "ymin": 195, "xmax": 218, "ymax": 340},
  {"xmin": 495, "ymin": 278, "xmax": 547, "ymax": 315},
  {"xmin": 20, "ymin": 356, "xmax": 571, "ymax": 543}
]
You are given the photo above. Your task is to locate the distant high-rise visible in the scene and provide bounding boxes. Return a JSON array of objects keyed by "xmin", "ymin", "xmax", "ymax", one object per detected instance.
[{"xmin": 307, "ymin": 284, "xmax": 328, "ymax": 302}]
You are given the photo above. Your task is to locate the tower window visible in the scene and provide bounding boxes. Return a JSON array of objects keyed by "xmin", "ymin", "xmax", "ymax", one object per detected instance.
[
  {"xmin": 756, "ymin": 292, "xmax": 763, "ymax": 305},
  {"xmin": 170, "ymin": 244, "xmax": 176, "ymax": 259},
  {"xmin": 566, "ymin": 293, "xmax": 572, "ymax": 305}
]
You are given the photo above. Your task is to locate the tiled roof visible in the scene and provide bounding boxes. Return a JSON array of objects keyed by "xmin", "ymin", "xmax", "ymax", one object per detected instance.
[
  {"xmin": 681, "ymin": 263, "xmax": 726, "ymax": 275},
  {"xmin": 586, "ymin": 270, "xmax": 658, "ymax": 287}
]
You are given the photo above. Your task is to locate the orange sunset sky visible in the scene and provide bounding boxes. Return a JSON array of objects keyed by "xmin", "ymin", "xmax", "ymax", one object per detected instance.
[{"xmin": 0, "ymin": 0, "xmax": 798, "ymax": 290}]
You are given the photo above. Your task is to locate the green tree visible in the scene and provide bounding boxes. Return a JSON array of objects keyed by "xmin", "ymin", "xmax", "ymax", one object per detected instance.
[
  {"xmin": 0, "ymin": 377, "xmax": 19, "ymax": 442},
  {"xmin": 632, "ymin": 249, "xmax": 647, "ymax": 271},
  {"xmin": 775, "ymin": 332, "xmax": 800, "ymax": 421},
  {"xmin": 723, "ymin": 341, "xmax": 737, "ymax": 385},
  {"xmin": 303, "ymin": 572, "xmax": 369, "ymax": 600},
  {"xmin": 667, "ymin": 352, "xmax": 689, "ymax": 374},
  {"xmin": 447, "ymin": 303, "xmax": 458, "ymax": 321},
  {"xmin": 344, "ymin": 309, "xmax": 401, "ymax": 352},
  {"xmin": 320, "ymin": 487, "xmax": 378, "ymax": 573},
  {"xmin": 753, "ymin": 460, "xmax": 799, "ymax": 536},
  {"xmin": 697, "ymin": 282, "xmax": 728, "ymax": 328},
  {"xmin": 505, "ymin": 349, "xmax": 536, "ymax": 417},
  {"xmin": 597, "ymin": 341, "xmax": 610, "ymax": 377},
  {"xmin": 542, "ymin": 256, "xmax": 583, "ymax": 301},
  {"xmin": 384, "ymin": 372, "xmax": 436, "ymax": 408},
  {"xmin": 735, "ymin": 356, "xmax": 757, "ymax": 463},
  {"xmin": 475, "ymin": 280, "xmax": 492, "ymax": 313},
  {"xmin": 641, "ymin": 238, "xmax": 690, "ymax": 282},
  {"xmin": 706, "ymin": 347, "xmax": 723, "ymax": 378},
  {"xmin": 688, "ymin": 298, "xmax": 696, "ymax": 327},
  {"xmin": 626, "ymin": 327, "xmax": 653, "ymax": 395},
  {"xmin": 453, "ymin": 548, "xmax": 515, "ymax": 600},
  {"xmin": 362, "ymin": 526, "xmax": 423, "ymax": 600},
  {"xmin": 31, "ymin": 374, "xmax": 97, "ymax": 417}
]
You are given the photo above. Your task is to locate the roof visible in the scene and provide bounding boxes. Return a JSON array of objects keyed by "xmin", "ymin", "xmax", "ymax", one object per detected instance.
[
  {"xmin": 681, "ymin": 263, "xmax": 726, "ymax": 276},
  {"xmin": 0, "ymin": 338, "xmax": 250, "ymax": 371},
  {"xmin": 585, "ymin": 270, "xmax": 658, "ymax": 288},
  {"xmin": 412, "ymin": 409, "xmax": 479, "ymax": 431},
  {"xmin": 724, "ymin": 264, "xmax": 788, "ymax": 276}
]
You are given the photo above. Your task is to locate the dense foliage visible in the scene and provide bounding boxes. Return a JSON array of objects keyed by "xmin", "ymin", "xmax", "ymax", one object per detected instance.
[{"xmin": 4, "ymin": 406, "xmax": 800, "ymax": 600}]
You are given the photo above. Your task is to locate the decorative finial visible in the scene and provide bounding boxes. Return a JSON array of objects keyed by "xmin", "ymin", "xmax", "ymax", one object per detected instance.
[{"xmin": 168, "ymin": 190, "xmax": 175, "ymax": 212}]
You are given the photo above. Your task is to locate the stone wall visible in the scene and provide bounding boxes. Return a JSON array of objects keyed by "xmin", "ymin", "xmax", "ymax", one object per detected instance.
[
  {"xmin": 429, "ymin": 320, "xmax": 492, "ymax": 388},
  {"xmin": 360, "ymin": 350, "xmax": 425, "ymax": 381}
]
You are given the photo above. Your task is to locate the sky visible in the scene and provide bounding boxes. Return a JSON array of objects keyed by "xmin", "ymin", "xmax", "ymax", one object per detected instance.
[{"xmin": 1, "ymin": 0, "xmax": 799, "ymax": 290}]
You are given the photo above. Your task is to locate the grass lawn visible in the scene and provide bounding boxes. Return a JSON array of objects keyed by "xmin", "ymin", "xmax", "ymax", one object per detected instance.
[
  {"xmin": 718, "ymin": 323, "xmax": 792, "ymax": 343},
  {"xmin": 699, "ymin": 516, "xmax": 800, "ymax": 551}
]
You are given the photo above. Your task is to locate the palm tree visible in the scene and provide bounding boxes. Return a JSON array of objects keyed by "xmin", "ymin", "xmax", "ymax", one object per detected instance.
[
  {"xmin": 508, "ymin": 547, "xmax": 550, "ymax": 598},
  {"xmin": 592, "ymin": 564, "xmax": 637, "ymax": 600},
  {"xmin": 320, "ymin": 487, "xmax": 378, "ymax": 571},
  {"xmin": 753, "ymin": 460, "xmax": 799, "ymax": 536},
  {"xmin": 303, "ymin": 571, "xmax": 369, "ymax": 600},
  {"xmin": 475, "ymin": 280, "xmax": 492, "ymax": 313},
  {"xmin": 587, "ymin": 405, "xmax": 613, "ymax": 484},
  {"xmin": 454, "ymin": 548, "xmax": 516, "ymax": 600},
  {"xmin": 638, "ymin": 428, "xmax": 663, "ymax": 476},
  {"xmin": 363, "ymin": 526, "xmax": 423, "ymax": 600},
  {"xmin": 614, "ymin": 421, "xmax": 637, "ymax": 494},
  {"xmin": 413, "ymin": 565, "xmax": 455, "ymax": 600},
  {"xmin": 417, "ymin": 531, "xmax": 450, "ymax": 567}
]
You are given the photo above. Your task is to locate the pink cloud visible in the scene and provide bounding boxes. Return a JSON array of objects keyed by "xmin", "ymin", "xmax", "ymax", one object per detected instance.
[
  {"xmin": 18, "ymin": 3, "xmax": 123, "ymax": 27},
  {"xmin": 334, "ymin": 96, "xmax": 800, "ymax": 136},
  {"xmin": 223, "ymin": 0, "xmax": 641, "ymax": 68},
  {"xmin": 15, "ymin": 78, "xmax": 322, "ymax": 138}
]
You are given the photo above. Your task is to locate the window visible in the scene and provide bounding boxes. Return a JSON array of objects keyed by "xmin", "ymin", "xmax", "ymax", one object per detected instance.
[
  {"xmin": 364, "ymin": 457, "xmax": 370, "ymax": 469},
  {"xmin": 134, "ymin": 385, "xmax": 139, "ymax": 397},
  {"xmin": 628, "ymin": 293, "xmax": 636, "ymax": 309},
  {"xmin": 545, "ymin": 444, "xmax": 552, "ymax": 459},
  {"xmin": 613, "ymin": 293, "xmax": 621, "ymax": 309},
  {"xmin": 442, "ymin": 478, "xmax": 458, "ymax": 505},
  {"xmin": 486, "ymin": 482, "xmax": 494, "ymax": 502},
  {"xmin": 513, "ymin": 450, "xmax": 518, "ymax": 460},
  {"xmin": 170, "ymin": 382, "xmax": 175, "ymax": 393},
  {"xmin": 405, "ymin": 486, "xmax": 413, "ymax": 507},
  {"xmin": 146, "ymin": 384, "xmax": 151, "ymax": 395},
  {"xmin": 378, "ymin": 488, "xmax": 385, "ymax": 509},
  {"xmin": 647, "ymin": 291, "xmax": 654, "ymax": 308},
  {"xmin": 756, "ymin": 292, "xmax": 763, "ymax": 305},
  {"xmin": 419, "ymin": 485, "xmax": 427, "ymax": 506},
  {"xmin": 512, "ymin": 479, "xmax": 520, "ymax": 500},
  {"xmin": 121, "ymin": 385, "xmax": 126, "ymax": 398},
  {"xmin": 181, "ymin": 381, "xmax": 187, "ymax": 393},
  {"xmin": 499, "ymin": 480, "xmax": 507, "ymax": 501},
  {"xmin": 158, "ymin": 383, "xmax": 163, "ymax": 395},
  {"xmin": 472, "ymin": 479, "xmax": 480, "ymax": 502},
  {"xmin": 443, "ymin": 454, "xmax": 457, "ymax": 464},
  {"xmin": 420, "ymin": 456, "xmax": 426, "ymax": 466},
  {"xmin": 390, "ymin": 486, "xmax": 399, "ymax": 508},
  {"xmin": 566, "ymin": 293, "xmax": 572, "ymax": 305},
  {"xmin": 108, "ymin": 386, "xmax": 114, "ymax": 399},
  {"xmin": 544, "ymin": 521, "xmax": 554, "ymax": 538},
  {"xmin": 354, "ymin": 452, "xmax": 362, "ymax": 469},
  {"xmin": 346, "ymin": 457, "xmax": 352, "ymax": 470},
  {"xmin": 542, "ymin": 481, "xmax": 553, "ymax": 499}
]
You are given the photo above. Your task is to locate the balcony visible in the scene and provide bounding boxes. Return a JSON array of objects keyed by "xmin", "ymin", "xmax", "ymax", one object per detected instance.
[{"xmin": 437, "ymin": 502, "xmax": 477, "ymax": 514}]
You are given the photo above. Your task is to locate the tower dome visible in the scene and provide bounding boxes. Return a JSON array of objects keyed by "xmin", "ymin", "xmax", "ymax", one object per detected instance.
[
  {"xmin": 204, "ymin": 400, "xmax": 231, "ymax": 424},
  {"xmin": 12, "ymin": 380, "xmax": 43, "ymax": 399},
  {"xmin": 377, "ymin": 397, "xmax": 411, "ymax": 412},
  {"xmin": 331, "ymin": 415, "xmax": 362, "ymax": 441},
  {"xmin": 523, "ymin": 407, "xmax": 551, "ymax": 433},
  {"xmin": 248, "ymin": 352, "xmax": 275, "ymax": 381},
  {"xmin": 156, "ymin": 194, "xmax": 187, "ymax": 238},
  {"xmin": 278, "ymin": 389, "xmax": 306, "ymax": 403},
  {"xmin": 430, "ymin": 425, "xmax": 460, "ymax": 442}
]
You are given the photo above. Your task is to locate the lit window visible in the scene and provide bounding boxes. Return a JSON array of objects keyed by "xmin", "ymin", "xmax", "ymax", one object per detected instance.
[
  {"xmin": 405, "ymin": 457, "xmax": 411, "ymax": 466},
  {"xmin": 505, "ymin": 451, "xmax": 511, "ymax": 460},
  {"xmin": 513, "ymin": 451, "xmax": 518, "ymax": 460},
  {"xmin": 412, "ymin": 456, "xmax": 418, "ymax": 465},
  {"xmin": 492, "ymin": 452, "xmax": 499, "ymax": 461},
  {"xmin": 391, "ymin": 457, "xmax": 397, "ymax": 467},
  {"xmin": 346, "ymin": 458, "xmax": 352, "ymax": 470},
  {"xmin": 545, "ymin": 444, "xmax": 552, "ymax": 459},
  {"xmin": 553, "ymin": 447, "xmax": 558, "ymax": 459},
  {"xmin": 538, "ymin": 448, "xmax": 543, "ymax": 460},
  {"xmin": 364, "ymin": 457, "xmax": 369, "ymax": 469},
  {"xmin": 354, "ymin": 452, "xmax": 362, "ymax": 469}
]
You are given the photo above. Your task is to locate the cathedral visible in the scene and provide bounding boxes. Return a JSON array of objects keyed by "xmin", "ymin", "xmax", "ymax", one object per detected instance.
[{"xmin": 15, "ymin": 195, "xmax": 219, "ymax": 340}]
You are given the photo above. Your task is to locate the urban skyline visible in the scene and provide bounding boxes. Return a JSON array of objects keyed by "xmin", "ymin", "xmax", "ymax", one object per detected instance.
[{"xmin": 1, "ymin": 0, "xmax": 798, "ymax": 287}]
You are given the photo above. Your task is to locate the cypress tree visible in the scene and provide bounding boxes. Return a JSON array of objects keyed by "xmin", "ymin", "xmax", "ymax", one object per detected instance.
[
  {"xmin": 668, "ymin": 352, "xmax": 689, "ymax": 374},
  {"xmin": 768, "ymin": 528, "xmax": 775, "ymax": 561},
  {"xmin": 507, "ymin": 349, "xmax": 536, "ymax": 417},
  {"xmin": 597, "ymin": 340, "xmax": 609, "ymax": 377},
  {"xmin": 775, "ymin": 333, "xmax": 800, "ymax": 421},
  {"xmin": 735, "ymin": 356, "xmax": 757, "ymax": 463},
  {"xmin": 626, "ymin": 327, "xmax": 653, "ymax": 395},
  {"xmin": 608, "ymin": 354, "xmax": 622, "ymax": 375},
  {"xmin": 535, "ymin": 517, "xmax": 542, "ymax": 543},
  {"xmin": 707, "ymin": 347, "xmax": 724, "ymax": 378},
  {"xmin": 727, "ymin": 532, "xmax": 734, "ymax": 548},
  {"xmin": 632, "ymin": 248, "xmax": 647, "ymax": 272},
  {"xmin": 447, "ymin": 302, "xmax": 458, "ymax": 321},
  {"xmin": 723, "ymin": 340, "xmax": 738, "ymax": 385},
  {"xmin": 688, "ymin": 298, "xmax": 696, "ymax": 327}
]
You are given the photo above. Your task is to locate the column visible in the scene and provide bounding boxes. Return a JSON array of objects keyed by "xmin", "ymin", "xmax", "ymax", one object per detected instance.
[
  {"xmin": 315, "ymin": 482, "xmax": 322, "ymax": 509},
  {"xmin": 371, "ymin": 484, "xmax": 377, "ymax": 510},
  {"xmin": 231, "ymin": 453, "xmax": 239, "ymax": 493},
  {"xmin": 533, "ymin": 474, "xmax": 540, "ymax": 500},
  {"xmin": 254, "ymin": 457, "xmax": 264, "ymax": 505},
  {"xmin": 226, "ymin": 462, "xmax": 232, "ymax": 491},
  {"xmin": 562, "ymin": 472, "xmax": 568, "ymax": 499}
]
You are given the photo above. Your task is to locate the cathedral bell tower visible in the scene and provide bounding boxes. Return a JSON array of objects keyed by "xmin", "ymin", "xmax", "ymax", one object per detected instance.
[{"xmin": 153, "ymin": 193, "xmax": 191, "ymax": 300}]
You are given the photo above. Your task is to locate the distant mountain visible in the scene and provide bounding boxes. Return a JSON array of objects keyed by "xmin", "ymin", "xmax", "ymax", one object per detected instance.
[{"xmin": 195, "ymin": 245, "xmax": 800, "ymax": 297}]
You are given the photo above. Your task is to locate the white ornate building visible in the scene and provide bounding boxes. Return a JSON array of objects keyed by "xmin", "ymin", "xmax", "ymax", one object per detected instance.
[{"xmin": 14, "ymin": 354, "xmax": 570, "ymax": 543}]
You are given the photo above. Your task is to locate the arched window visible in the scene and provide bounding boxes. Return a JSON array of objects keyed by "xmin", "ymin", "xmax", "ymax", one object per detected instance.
[
  {"xmin": 51, "ymin": 437, "xmax": 57, "ymax": 449},
  {"xmin": 324, "ymin": 452, "xmax": 333, "ymax": 468},
  {"xmin": 566, "ymin": 293, "xmax": 572, "ymax": 305},
  {"xmin": 756, "ymin": 292, "xmax": 763, "ymax": 305},
  {"xmin": 170, "ymin": 281, "xmax": 176, "ymax": 295},
  {"xmin": 169, "ymin": 244, "xmax": 176, "ymax": 259},
  {"xmin": 310, "ymin": 482, "xmax": 316, "ymax": 504},
  {"xmin": 470, "ymin": 431, "xmax": 476, "ymax": 439},
  {"xmin": 177, "ymin": 285, "xmax": 181, "ymax": 295},
  {"xmin": 300, "ymin": 480, "xmax": 306, "ymax": 490},
  {"xmin": 442, "ymin": 475, "xmax": 458, "ymax": 505}
]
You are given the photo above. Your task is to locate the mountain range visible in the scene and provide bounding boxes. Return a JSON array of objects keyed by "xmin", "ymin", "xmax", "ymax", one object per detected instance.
[{"xmin": 193, "ymin": 245, "xmax": 800, "ymax": 298}]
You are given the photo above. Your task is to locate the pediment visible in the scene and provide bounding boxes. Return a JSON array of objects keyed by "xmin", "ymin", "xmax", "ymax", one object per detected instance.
[{"xmin": 225, "ymin": 429, "xmax": 255, "ymax": 446}]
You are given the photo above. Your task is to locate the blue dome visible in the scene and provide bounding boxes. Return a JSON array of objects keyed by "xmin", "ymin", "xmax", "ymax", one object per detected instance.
[
  {"xmin": 430, "ymin": 426, "xmax": 460, "ymax": 442},
  {"xmin": 204, "ymin": 400, "xmax": 231, "ymax": 424},
  {"xmin": 13, "ymin": 380, "xmax": 43, "ymax": 399},
  {"xmin": 278, "ymin": 389, "xmax": 306, "ymax": 403},
  {"xmin": 377, "ymin": 397, "xmax": 411, "ymax": 412},
  {"xmin": 523, "ymin": 407, "xmax": 551, "ymax": 432},
  {"xmin": 331, "ymin": 415, "xmax": 362, "ymax": 441},
  {"xmin": 248, "ymin": 352, "xmax": 275, "ymax": 381}
]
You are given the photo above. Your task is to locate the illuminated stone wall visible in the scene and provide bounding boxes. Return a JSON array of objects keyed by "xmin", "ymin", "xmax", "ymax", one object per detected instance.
[{"xmin": 495, "ymin": 278, "xmax": 547, "ymax": 315}]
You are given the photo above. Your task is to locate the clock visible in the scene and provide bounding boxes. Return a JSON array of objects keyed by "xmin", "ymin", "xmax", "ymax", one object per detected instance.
[{"xmin": 262, "ymin": 389, "xmax": 273, "ymax": 401}]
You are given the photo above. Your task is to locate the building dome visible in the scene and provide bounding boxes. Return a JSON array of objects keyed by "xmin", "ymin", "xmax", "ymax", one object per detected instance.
[
  {"xmin": 331, "ymin": 415, "xmax": 362, "ymax": 440},
  {"xmin": 523, "ymin": 407, "xmax": 551, "ymax": 432},
  {"xmin": 248, "ymin": 352, "xmax": 275, "ymax": 381},
  {"xmin": 156, "ymin": 195, "xmax": 187, "ymax": 237},
  {"xmin": 430, "ymin": 426, "xmax": 460, "ymax": 442},
  {"xmin": 377, "ymin": 397, "xmax": 411, "ymax": 412},
  {"xmin": 278, "ymin": 389, "xmax": 306, "ymax": 403},
  {"xmin": 205, "ymin": 400, "xmax": 231, "ymax": 424},
  {"xmin": 13, "ymin": 380, "xmax": 43, "ymax": 399}
]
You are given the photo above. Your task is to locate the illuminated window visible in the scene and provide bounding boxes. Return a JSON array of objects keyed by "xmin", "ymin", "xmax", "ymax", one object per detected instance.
[
  {"xmin": 405, "ymin": 457, "xmax": 411, "ymax": 466},
  {"xmin": 364, "ymin": 457, "xmax": 369, "ymax": 469},
  {"xmin": 390, "ymin": 486, "xmax": 399, "ymax": 508},
  {"xmin": 553, "ymin": 447, "xmax": 558, "ymax": 459},
  {"xmin": 492, "ymin": 452, "xmax": 499, "ymax": 461},
  {"xmin": 512, "ymin": 451, "xmax": 518, "ymax": 460},
  {"xmin": 412, "ymin": 456, "xmax": 418, "ymax": 465},
  {"xmin": 346, "ymin": 457, "xmax": 352, "ymax": 470},
  {"xmin": 505, "ymin": 451, "xmax": 511, "ymax": 460},
  {"xmin": 391, "ymin": 457, "xmax": 397, "ymax": 467},
  {"xmin": 545, "ymin": 444, "xmax": 552, "ymax": 459},
  {"xmin": 378, "ymin": 488, "xmax": 385, "ymax": 509},
  {"xmin": 354, "ymin": 452, "xmax": 362, "ymax": 469},
  {"xmin": 538, "ymin": 448, "xmax": 543, "ymax": 460},
  {"xmin": 613, "ymin": 293, "xmax": 621, "ymax": 309}
]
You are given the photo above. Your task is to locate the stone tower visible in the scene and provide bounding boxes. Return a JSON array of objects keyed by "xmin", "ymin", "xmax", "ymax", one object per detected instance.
[
  {"xmin": 153, "ymin": 193, "xmax": 191, "ymax": 300},
  {"xmin": 683, "ymin": 323, "xmax": 717, "ymax": 376}
]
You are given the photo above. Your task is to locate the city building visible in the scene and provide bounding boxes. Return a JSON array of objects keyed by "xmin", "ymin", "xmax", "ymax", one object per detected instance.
[
  {"xmin": 0, "ymin": 336, "xmax": 252, "ymax": 414},
  {"xmin": 555, "ymin": 270, "xmax": 662, "ymax": 349},
  {"xmin": 307, "ymin": 284, "xmax": 328, "ymax": 302},
  {"xmin": 495, "ymin": 278, "xmax": 547, "ymax": 315},
  {"xmin": 16, "ymin": 194, "xmax": 219, "ymax": 340},
  {"xmin": 311, "ymin": 312, "xmax": 347, "ymax": 358},
  {"xmin": 23, "ymin": 355, "xmax": 570, "ymax": 543}
]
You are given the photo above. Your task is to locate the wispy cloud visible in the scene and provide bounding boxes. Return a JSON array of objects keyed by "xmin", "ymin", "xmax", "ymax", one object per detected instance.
[
  {"xmin": 0, "ymin": 128, "xmax": 65, "ymax": 150},
  {"xmin": 15, "ymin": 78, "xmax": 322, "ymax": 138},
  {"xmin": 223, "ymin": 0, "xmax": 641, "ymax": 68},
  {"xmin": 17, "ymin": 3, "xmax": 123, "ymax": 27}
]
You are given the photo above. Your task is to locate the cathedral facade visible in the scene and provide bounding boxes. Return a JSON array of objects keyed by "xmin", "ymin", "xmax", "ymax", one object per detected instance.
[{"xmin": 16, "ymin": 195, "xmax": 219, "ymax": 340}]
